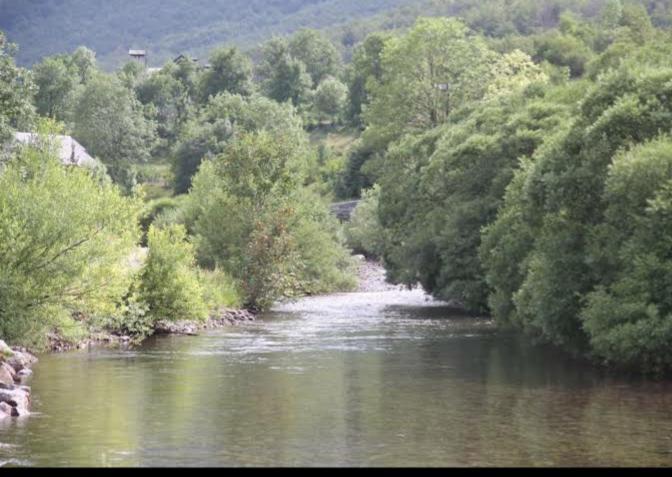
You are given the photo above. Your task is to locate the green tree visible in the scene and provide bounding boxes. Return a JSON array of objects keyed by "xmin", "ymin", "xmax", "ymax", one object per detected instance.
[
  {"xmin": 33, "ymin": 56, "xmax": 76, "ymax": 119},
  {"xmin": 258, "ymin": 38, "xmax": 312, "ymax": 106},
  {"xmin": 345, "ymin": 31, "xmax": 390, "ymax": 125},
  {"xmin": 70, "ymin": 73, "xmax": 157, "ymax": 189},
  {"xmin": 345, "ymin": 184, "xmax": 385, "ymax": 258},
  {"xmin": 69, "ymin": 46, "xmax": 97, "ymax": 83},
  {"xmin": 199, "ymin": 46, "xmax": 254, "ymax": 102},
  {"xmin": 364, "ymin": 17, "xmax": 495, "ymax": 147},
  {"xmin": 481, "ymin": 64, "xmax": 672, "ymax": 362},
  {"xmin": 0, "ymin": 32, "xmax": 35, "ymax": 146},
  {"xmin": 188, "ymin": 129, "xmax": 353, "ymax": 309},
  {"xmin": 581, "ymin": 137, "xmax": 672, "ymax": 372},
  {"xmin": 288, "ymin": 29, "xmax": 342, "ymax": 86},
  {"xmin": 171, "ymin": 93, "xmax": 302, "ymax": 194},
  {"xmin": 136, "ymin": 62, "xmax": 194, "ymax": 150},
  {"xmin": 313, "ymin": 76, "xmax": 348, "ymax": 122}
]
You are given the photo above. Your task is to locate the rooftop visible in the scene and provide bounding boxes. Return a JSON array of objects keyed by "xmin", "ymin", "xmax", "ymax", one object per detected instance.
[{"xmin": 13, "ymin": 133, "xmax": 98, "ymax": 169}]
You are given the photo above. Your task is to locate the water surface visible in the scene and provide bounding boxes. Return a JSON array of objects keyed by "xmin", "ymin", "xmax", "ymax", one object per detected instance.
[{"xmin": 1, "ymin": 289, "xmax": 672, "ymax": 467}]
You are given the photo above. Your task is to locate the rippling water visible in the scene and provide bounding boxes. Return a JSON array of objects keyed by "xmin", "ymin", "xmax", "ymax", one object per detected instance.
[{"xmin": 1, "ymin": 289, "xmax": 672, "ymax": 467}]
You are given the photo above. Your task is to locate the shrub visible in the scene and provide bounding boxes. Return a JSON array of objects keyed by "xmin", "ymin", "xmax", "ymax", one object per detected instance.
[
  {"xmin": 0, "ymin": 131, "xmax": 141, "ymax": 348},
  {"xmin": 137, "ymin": 225, "xmax": 208, "ymax": 323}
]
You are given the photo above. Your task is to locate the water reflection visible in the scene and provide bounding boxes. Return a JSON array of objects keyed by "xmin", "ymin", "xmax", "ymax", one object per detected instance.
[{"xmin": 1, "ymin": 289, "xmax": 671, "ymax": 466}]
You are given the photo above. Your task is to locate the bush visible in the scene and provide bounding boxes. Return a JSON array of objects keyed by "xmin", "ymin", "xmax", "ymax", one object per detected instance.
[
  {"xmin": 137, "ymin": 225, "xmax": 208, "ymax": 324},
  {"xmin": 199, "ymin": 268, "xmax": 242, "ymax": 313},
  {"xmin": 0, "ymin": 132, "xmax": 141, "ymax": 348},
  {"xmin": 188, "ymin": 130, "xmax": 355, "ymax": 309}
]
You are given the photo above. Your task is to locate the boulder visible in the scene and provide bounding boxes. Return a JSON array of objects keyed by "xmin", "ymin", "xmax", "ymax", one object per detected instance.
[
  {"xmin": 17, "ymin": 368, "xmax": 33, "ymax": 381},
  {"xmin": 0, "ymin": 366, "xmax": 14, "ymax": 387},
  {"xmin": 5, "ymin": 350, "xmax": 37, "ymax": 373},
  {"xmin": 0, "ymin": 388, "xmax": 30, "ymax": 416},
  {"xmin": 0, "ymin": 401, "xmax": 14, "ymax": 418}
]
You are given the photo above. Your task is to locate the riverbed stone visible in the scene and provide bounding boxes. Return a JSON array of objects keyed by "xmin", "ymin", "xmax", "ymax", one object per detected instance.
[
  {"xmin": 17, "ymin": 369, "xmax": 33, "ymax": 381},
  {"xmin": 0, "ymin": 388, "xmax": 30, "ymax": 416},
  {"xmin": 6, "ymin": 351, "xmax": 37, "ymax": 373},
  {"xmin": 0, "ymin": 401, "xmax": 14, "ymax": 418},
  {"xmin": 0, "ymin": 365, "xmax": 14, "ymax": 387}
]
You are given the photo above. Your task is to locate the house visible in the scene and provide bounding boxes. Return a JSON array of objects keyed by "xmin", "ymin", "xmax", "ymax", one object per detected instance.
[
  {"xmin": 174, "ymin": 54, "xmax": 198, "ymax": 64},
  {"xmin": 13, "ymin": 133, "xmax": 99, "ymax": 169}
]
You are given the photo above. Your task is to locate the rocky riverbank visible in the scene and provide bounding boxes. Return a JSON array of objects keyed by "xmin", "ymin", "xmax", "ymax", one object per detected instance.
[
  {"xmin": 47, "ymin": 308, "xmax": 258, "ymax": 352},
  {"xmin": 153, "ymin": 308, "xmax": 257, "ymax": 336},
  {"xmin": 354, "ymin": 256, "xmax": 409, "ymax": 293},
  {"xmin": 0, "ymin": 341, "xmax": 38, "ymax": 419}
]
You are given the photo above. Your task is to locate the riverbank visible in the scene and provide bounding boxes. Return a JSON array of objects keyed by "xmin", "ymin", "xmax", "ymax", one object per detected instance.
[
  {"xmin": 47, "ymin": 308, "xmax": 258, "ymax": 352},
  {"xmin": 0, "ymin": 341, "xmax": 38, "ymax": 419},
  {"xmin": 1, "ymin": 259, "xmax": 383, "ymax": 419}
]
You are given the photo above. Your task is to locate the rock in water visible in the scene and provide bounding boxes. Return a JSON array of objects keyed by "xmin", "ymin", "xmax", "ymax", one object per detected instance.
[
  {"xmin": 0, "ymin": 401, "xmax": 15, "ymax": 418},
  {"xmin": 0, "ymin": 387, "xmax": 30, "ymax": 416}
]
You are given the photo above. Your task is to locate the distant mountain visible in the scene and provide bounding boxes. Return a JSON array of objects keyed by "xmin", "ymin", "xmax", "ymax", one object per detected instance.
[{"xmin": 0, "ymin": 0, "xmax": 414, "ymax": 67}]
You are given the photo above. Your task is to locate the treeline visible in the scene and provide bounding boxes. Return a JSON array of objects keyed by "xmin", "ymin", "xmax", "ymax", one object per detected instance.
[
  {"xmin": 0, "ymin": 28, "xmax": 356, "ymax": 349},
  {"xmin": 346, "ymin": 1, "xmax": 672, "ymax": 373}
]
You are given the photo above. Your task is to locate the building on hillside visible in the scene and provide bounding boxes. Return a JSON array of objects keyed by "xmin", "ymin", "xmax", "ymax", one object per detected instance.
[
  {"xmin": 129, "ymin": 49, "xmax": 147, "ymax": 67},
  {"xmin": 174, "ymin": 54, "xmax": 198, "ymax": 64},
  {"xmin": 13, "ymin": 133, "xmax": 99, "ymax": 169},
  {"xmin": 174, "ymin": 54, "xmax": 211, "ymax": 70}
]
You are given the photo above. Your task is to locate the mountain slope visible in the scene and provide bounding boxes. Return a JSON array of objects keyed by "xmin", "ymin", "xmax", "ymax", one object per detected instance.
[{"xmin": 0, "ymin": 0, "xmax": 413, "ymax": 67}]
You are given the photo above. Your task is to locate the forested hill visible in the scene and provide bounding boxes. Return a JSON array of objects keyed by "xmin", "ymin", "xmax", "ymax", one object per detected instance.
[
  {"xmin": 6, "ymin": 0, "xmax": 672, "ymax": 68},
  {"xmin": 0, "ymin": 0, "xmax": 413, "ymax": 67}
]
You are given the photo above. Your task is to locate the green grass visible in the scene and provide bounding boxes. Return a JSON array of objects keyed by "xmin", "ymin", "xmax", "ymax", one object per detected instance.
[{"xmin": 309, "ymin": 125, "xmax": 359, "ymax": 156}]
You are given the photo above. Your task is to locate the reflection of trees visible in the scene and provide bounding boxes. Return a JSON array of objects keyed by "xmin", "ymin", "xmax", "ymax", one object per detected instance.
[{"xmin": 10, "ymin": 323, "xmax": 672, "ymax": 467}]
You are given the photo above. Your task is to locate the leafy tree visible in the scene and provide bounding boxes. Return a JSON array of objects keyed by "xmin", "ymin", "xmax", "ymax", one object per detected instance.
[
  {"xmin": 581, "ymin": 137, "xmax": 672, "ymax": 372},
  {"xmin": 364, "ymin": 18, "xmax": 495, "ymax": 147},
  {"xmin": 70, "ymin": 72, "xmax": 157, "ymax": 189},
  {"xmin": 345, "ymin": 184, "xmax": 385, "ymax": 258},
  {"xmin": 188, "ymin": 129, "xmax": 353, "ymax": 309},
  {"xmin": 198, "ymin": 46, "xmax": 254, "ymax": 102},
  {"xmin": 481, "ymin": 64, "xmax": 672, "ymax": 362},
  {"xmin": 288, "ymin": 29, "xmax": 342, "ymax": 86},
  {"xmin": 171, "ymin": 93, "xmax": 302, "ymax": 194},
  {"xmin": 136, "ymin": 62, "xmax": 194, "ymax": 150},
  {"xmin": 345, "ymin": 31, "xmax": 390, "ymax": 125},
  {"xmin": 33, "ymin": 56, "xmax": 76, "ymax": 119},
  {"xmin": 258, "ymin": 38, "xmax": 312, "ymax": 106},
  {"xmin": 313, "ymin": 76, "xmax": 348, "ymax": 122},
  {"xmin": 69, "ymin": 46, "xmax": 97, "ymax": 83},
  {"xmin": 0, "ymin": 32, "xmax": 35, "ymax": 146},
  {"xmin": 532, "ymin": 30, "xmax": 594, "ymax": 78}
]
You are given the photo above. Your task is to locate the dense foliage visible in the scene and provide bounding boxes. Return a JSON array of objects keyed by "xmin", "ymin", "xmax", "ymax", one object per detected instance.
[
  {"xmin": 3, "ymin": 0, "xmax": 672, "ymax": 374},
  {"xmin": 347, "ymin": 4, "xmax": 672, "ymax": 373},
  {"xmin": 0, "ymin": 130, "xmax": 141, "ymax": 347},
  {"xmin": 137, "ymin": 225, "xmax": 208, "ymax": 324},
  {"xmin": 186, "ymin": 129, "xmax": 355, "ymax": 309}
]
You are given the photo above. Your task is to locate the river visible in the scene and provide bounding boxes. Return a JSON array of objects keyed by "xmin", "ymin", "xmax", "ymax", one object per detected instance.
[{"xmin": 1, "ymin": 287, "xmax": 672, "ymax": 467}]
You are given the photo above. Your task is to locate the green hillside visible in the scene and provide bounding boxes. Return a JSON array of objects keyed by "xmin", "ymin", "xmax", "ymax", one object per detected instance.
[{"xmin": 0, "ymin": 0, "xmax": 413, "ymax": 67}]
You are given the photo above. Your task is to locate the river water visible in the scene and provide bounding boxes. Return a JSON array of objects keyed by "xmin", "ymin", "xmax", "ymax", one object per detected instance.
[{"xmin": 1, "ymin": 288, "xmax": 672, "ymax": 467}]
